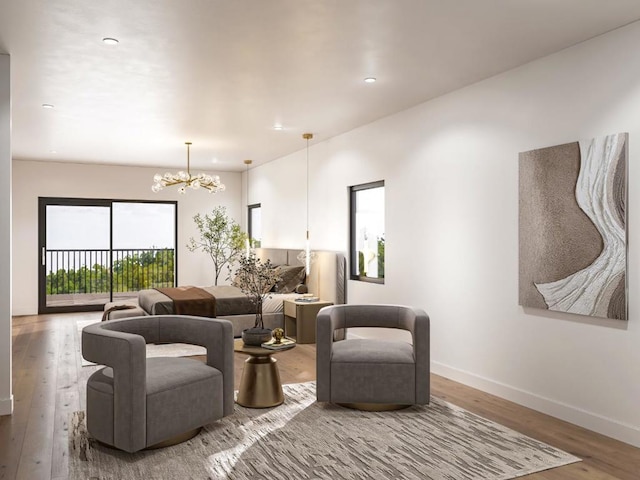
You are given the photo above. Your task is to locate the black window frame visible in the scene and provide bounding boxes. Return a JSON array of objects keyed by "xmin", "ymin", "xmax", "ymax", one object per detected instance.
[
  {"xmin": 349, "ymin": 180, "xmax": 385, "ymax": 284},
  {"xmin": 248, "ymin": 203, "xmax": 261, "ymax": 248},
  {"xmin": 38, "ymin": 196, "xmax": 178, "ymax": 313}
]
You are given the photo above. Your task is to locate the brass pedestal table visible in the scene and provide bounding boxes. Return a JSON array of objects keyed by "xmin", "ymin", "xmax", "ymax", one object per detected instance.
[{"xmin": 234, "ymin": 339, "xmax": 295, "ymax": 408}]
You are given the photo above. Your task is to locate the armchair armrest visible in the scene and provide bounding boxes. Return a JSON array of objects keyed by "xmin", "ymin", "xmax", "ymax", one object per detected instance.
[
  {"xmin": 316, "ymin": 305, "xmax": 345, "ymax": 402},
  {"xmin": 82, "ymin": 324, "xmax": 147, "ymax": 451},
  {"xmin": 399, "ymin": 308, "xmax": 430, "ymax": 403}
]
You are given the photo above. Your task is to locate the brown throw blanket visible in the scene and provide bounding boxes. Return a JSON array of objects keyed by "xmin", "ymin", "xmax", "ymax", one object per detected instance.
[{"xmin": 155, "ymin": 286, "xmax": 217, "ymax": 317}]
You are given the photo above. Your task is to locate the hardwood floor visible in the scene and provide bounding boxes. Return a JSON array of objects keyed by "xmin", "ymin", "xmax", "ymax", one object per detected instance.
[{"xmin": 1, "ymin": 312, "xmax": 638, "ymax": 479}]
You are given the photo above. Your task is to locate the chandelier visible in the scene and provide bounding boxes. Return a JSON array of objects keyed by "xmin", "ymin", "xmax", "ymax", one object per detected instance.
[{"xmin": 152, "ymin": 142, "xmax": 226, "ymax": 194}]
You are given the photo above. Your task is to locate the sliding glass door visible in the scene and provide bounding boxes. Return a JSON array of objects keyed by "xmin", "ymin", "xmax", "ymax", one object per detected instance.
[
  {"xmin": 38, "ymin": 198, "xmax": 177, "ymax": 313},
  {"xmin": 40, "ymin": 200, "xmax": 111, "ymax": 311},
  {"xmin": 111, "ymin": 202, "xmax": 176, "ymax": 302}
]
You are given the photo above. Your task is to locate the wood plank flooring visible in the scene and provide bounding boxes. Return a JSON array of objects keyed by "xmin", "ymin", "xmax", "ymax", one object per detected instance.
[{"xmin": 1, "ymin": 312, "xmax": 638, "ymax": 480}]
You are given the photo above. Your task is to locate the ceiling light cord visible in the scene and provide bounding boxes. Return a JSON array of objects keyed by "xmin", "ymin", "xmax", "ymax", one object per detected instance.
[
  {"xmin": 306, "ymin": 135, "xmax": 310, "ymax": 238},
  {"xmin": 244, "ymin": 159, "xmax": 252, "ymax": 257},
  {"xmin": 186, "ymin": 142, "xmax": 191, "ymax": 176},
  {"xmin": 302, "ymin": 133, "xmax": 313, "ymax": 274}
]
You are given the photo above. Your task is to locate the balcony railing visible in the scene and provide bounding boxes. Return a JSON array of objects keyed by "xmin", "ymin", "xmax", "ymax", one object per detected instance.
[{"xmin": 44, "ymin": 248, "xmax": 175, "ymax": 306}]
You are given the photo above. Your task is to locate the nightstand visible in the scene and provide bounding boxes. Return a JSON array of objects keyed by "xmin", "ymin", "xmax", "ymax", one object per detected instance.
[{"xmin": 283, "ymin": 299, "xmax": 333, "ymax": 344}]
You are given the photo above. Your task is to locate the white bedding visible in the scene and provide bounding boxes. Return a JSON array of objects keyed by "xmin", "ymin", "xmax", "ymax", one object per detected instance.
[{"xmin": 262, "ymin": 292, "xmax": 303, "ymax": 313}]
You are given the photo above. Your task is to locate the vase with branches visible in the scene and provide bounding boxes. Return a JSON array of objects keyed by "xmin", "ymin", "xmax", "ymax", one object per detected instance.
[
  {"xmin": 187, "ymin": 206, "xmax": 247, "ymax": 285},
  {"xmin": 231, "ymin": 252, "xmax": 282, "ymax": 345}
]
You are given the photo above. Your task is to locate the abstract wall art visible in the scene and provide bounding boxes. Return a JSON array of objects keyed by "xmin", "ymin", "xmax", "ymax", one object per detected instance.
[{"xmin": 519, "ymin": 133, "xmax": 628, "ymax": 320}]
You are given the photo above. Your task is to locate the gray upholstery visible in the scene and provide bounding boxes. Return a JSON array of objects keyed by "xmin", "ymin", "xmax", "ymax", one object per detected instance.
[
  {"xmin": 82, "ymin": 315, "xmax": 234, "ymax": 453},
  {"xmin": 316, "ymin": 304, "xmax": 430, "ymax": 406}
]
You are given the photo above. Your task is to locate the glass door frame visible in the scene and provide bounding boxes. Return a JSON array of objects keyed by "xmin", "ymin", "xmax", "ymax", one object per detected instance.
[{"xmin": 38, "ymin": 197, "xmax": 178, "ymax": 314}]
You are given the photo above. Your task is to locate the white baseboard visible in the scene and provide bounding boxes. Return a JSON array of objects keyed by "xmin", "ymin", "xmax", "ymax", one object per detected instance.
[
  {"xmin": 432, "ymin": 361, "xmax": 640, "ymax": 448},
  {"xmin": 11, "ymin": 307, "xmax": 34, "ymax": 317},
  {"xmin": 0, "ymin": 395, "xmax": 13, "ymax": 416}
]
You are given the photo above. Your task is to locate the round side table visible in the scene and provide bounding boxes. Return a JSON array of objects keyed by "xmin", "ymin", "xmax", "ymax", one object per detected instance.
[{"xmin": 233, "ymin": 339, "xmax": 295, "ymax": 408}]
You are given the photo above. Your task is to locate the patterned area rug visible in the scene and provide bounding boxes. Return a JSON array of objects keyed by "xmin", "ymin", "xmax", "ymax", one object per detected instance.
[
  {"xmin": 68, "ymin": 382, "xmax": 580, "ymax": 479},
  {"xmin": 77, "ymin": 319, "xmax": 206, "ymax": 366}
]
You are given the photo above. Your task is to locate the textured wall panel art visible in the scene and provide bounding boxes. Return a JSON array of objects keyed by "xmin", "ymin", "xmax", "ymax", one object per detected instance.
[{"xmin": 519, "ymin": 133, "xmax": 627, "ymax": 320}]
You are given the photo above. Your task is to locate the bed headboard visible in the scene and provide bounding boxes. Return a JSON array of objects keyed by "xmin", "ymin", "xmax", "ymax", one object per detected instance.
[{"xmin": 254, "ymin": 248, "xmax": 346, "ymax": 305}]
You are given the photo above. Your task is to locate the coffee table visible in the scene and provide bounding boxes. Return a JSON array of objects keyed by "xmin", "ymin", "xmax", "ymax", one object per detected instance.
[{"xmin": 233, "ymin": 339, "xmax": 295, "ymax": 408}]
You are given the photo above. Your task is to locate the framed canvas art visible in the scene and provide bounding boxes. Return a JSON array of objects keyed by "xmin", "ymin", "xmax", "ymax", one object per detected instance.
[{"xmin": 519, "ymin": 132, "xmax": 628, "ymax": 320}]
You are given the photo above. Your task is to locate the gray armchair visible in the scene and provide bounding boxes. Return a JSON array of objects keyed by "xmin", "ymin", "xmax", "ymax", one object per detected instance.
[
  {"xmin": 82, "ymin": 315, "xmax": 234, "ymax": 453},
  {"xmin": 316, "ymin": 304, "xmax": 430, "ymax": 408}
]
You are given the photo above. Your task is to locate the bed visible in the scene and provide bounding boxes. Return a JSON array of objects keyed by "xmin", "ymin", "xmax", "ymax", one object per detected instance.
[{"xmin": 132, "ymin": 248, "xmax": 346, "ymax": 337}]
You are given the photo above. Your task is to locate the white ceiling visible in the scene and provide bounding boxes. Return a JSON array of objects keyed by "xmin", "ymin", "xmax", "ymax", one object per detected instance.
[{"xmin": 2, "ymin": 0, "xmax": 640, "ymax": 172}]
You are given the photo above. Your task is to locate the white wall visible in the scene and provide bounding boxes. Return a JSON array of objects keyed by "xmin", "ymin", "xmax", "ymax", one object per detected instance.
[
  {"xmin": 12, "ymin": 160, "xmax": 241, "ymax": 315},
  {"xmin": 250, "ymin": 22, "xmax": 640, "ymax": 446},
  {"xmin": 0, "ymin": 54, "xmax": 13, "ymax": 415}
]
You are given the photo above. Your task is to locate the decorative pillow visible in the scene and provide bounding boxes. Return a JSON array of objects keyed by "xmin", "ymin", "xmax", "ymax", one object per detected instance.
[
  {"xmin": 267, "ymin": 264, "xmax": 282, "ymax": 292},
  {"xmin": 274, "ymin": 265, "xmax": 306, "ymax": 294}
]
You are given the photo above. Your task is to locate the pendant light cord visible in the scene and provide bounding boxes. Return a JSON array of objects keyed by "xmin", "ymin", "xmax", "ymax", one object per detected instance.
[
  {"xmin": 302, "ymin": 133, "xmax": 313, "ymax": 274},
  {"xmin": 303, "ymin": 133, "xmax": 313, "ymax": 240},
  {"xmin": 244, "ymin": 159, "xmax": 252, "ymax": 256},
  {"xmin": 307, "ymin": 137, "xmax": 309, "ymax": 240},
  {"xmin": 186, "ymin": 142, "xmax": 191, "ymax": 176}
]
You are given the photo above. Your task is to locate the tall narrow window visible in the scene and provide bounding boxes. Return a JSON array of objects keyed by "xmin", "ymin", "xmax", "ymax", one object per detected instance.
[
  {"xmin": 248, "ymin": 203, "xmax": 262, "ymax": 248},
  {"xmin": 349, "ymin": 181, "xmax": 385, "ymax": 283}
]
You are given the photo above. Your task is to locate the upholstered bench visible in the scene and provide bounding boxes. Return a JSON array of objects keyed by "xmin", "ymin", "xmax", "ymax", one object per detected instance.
[{"xmin": 102, "ymin": 301, "xmax": 147, "ymax": 321}]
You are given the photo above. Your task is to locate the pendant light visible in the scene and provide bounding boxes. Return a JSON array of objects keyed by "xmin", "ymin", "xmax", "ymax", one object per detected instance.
[
  {"xmin": 300, "ymin": 133, "xmax": 314, "ymax": 274},
  {"xmin": 244, "ymin": 159, "xmax": 252, "ymax": 257}
]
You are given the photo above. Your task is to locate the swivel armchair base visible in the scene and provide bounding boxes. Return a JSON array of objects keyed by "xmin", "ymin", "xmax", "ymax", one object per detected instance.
[
  {"xmin": 337, "ymin": 402, "xmax": 411, "ymax": 412},
  {"xmin": 146, "ymin": 427, "xmax": 202, "ymax": 450}
]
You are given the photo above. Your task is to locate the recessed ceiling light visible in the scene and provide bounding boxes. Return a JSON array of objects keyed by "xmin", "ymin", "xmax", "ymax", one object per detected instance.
[
  {"xmin": 50, "ymin": 150, "xmax": 57, "ymax": 154},
  {"xmin": 42, "ymin": 103, "xmax": 54, "ymax": 109},
  {"xmin": 364, "ymin": 77, "xmax": 377, "ymax": 83},
  {"xmin": 212, "ymin": 158, "xmax": 218, "ymax": 164},
  {"xmin": 102, "ymin": 37, "xmax": 119, "ymax": 45},
  {"xmin": 273, "ymin": 124, "xmax": 284, "ymax": 131}
]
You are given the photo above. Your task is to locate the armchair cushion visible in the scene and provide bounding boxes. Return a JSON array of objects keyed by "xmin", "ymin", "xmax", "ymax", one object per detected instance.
[
  {"xmin": 145, "ymin": 357, "xmax": 224, "ymax": 446},
  {"xmin": 331, "ymin": 339, "xmax": 414, "ymax": 364}
]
